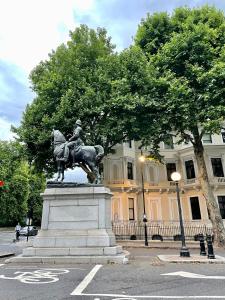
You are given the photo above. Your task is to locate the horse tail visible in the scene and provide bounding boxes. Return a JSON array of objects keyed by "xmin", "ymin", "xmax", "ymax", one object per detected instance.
[{"xmin": 94, "ymin": 145, "xmax": 104, "ymax": 163}]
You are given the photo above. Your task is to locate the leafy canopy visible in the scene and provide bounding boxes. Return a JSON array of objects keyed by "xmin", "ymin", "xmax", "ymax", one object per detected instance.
[
  {"xmin": 0, "ymin": 141, "xmax": 29, "ymax": 226},
  {"xmin": 15, "ymin": 25, "xmax": 138, "ymax": 174},
  {"xmin": 134, "ymin": 5, "xmax": 225, "ymax": 145}
]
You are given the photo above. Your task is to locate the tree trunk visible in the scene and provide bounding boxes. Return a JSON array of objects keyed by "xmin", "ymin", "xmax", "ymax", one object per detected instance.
[{"xmin": 193, "ymin": 138, "xmax": 225, "ymax": 247}]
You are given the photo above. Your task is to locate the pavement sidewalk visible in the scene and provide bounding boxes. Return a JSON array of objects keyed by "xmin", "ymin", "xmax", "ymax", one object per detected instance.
[
  {"xmin": 0, "ymin": 227, "xmax": 14, "ymax": 232},
  {"xmin": 1, "ymin": 238, "xmax": 225, "ymax": 264},
  {"xmin": 119, "ymin": 240, "xmax": 225, "ymax": 264},
  {"xmin": 0, "ymin": 238, "xmax": 33, "ymax": 258}
]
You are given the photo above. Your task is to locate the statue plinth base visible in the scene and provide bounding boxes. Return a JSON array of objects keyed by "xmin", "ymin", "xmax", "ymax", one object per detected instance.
[{"xmin": 6, "ymin": 185, "xmax": 128, "ymax": 264}]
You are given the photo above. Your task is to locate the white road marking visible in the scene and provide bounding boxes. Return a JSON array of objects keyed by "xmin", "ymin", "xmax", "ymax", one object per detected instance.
[
  {"xmin": 5, "ymin": 266, "xmax": 85, "ymax": 270},
  {"xmin": 0, "ymin": 264, "xmax": 5, "ymax": 267},
  {"xmin": 0, "ymin": 269, "xmax": 69, "ymax": 284},
  {"xmin": 71, "ymin": 264, "xmax": 102, "ymax": 296},
  {"xmin": 73, "ymin": 294, "xmax": 225, "ymax": 299},
  {"xmin": 162, "ymin": 271, "xmax": 225, "ymax": 280}
]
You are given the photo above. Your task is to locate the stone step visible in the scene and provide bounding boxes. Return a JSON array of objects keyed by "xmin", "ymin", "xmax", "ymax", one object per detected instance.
[
  {"xmin": 23, "ymin": 245, "xmax": 123, "ymax": 256},
  {"xmin": 5, "ymin": 250, "xmax": 129, "ymax": 265}
]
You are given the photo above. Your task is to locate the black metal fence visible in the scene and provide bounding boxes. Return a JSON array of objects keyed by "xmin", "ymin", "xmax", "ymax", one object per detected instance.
[{"xmin": 112, "ymin": 221, "xmax": 213, "ymax": 241}]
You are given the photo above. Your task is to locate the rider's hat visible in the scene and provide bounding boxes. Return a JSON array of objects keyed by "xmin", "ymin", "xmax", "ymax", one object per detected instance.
[{"xmin": 75, "ymin": 119, "xmax": 82, "ymax": 126}]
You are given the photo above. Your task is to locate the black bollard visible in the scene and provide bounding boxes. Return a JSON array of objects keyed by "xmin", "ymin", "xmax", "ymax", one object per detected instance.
[
  {"xmin": 206, "ymin": 234, "xmax": 215, "ymax": 259},
  {"xmin": 199, "ymin": 233, "xmax": 206, "ymax": 256}
]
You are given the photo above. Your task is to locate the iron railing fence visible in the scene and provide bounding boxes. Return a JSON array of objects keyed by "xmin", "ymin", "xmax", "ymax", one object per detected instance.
[{"xmin": 112, "ymin": 221, "xmax": 213, "ymax": 241}]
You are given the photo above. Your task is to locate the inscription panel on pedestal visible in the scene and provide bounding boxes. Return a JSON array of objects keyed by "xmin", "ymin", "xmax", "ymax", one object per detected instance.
[{"xmin": 49, "ymin": 205, "xmax": 98, "ymax": 222}]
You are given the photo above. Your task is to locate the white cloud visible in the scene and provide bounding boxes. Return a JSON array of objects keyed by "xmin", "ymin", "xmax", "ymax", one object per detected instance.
[
  {"xmin": 0, "ymin": 0, "xmax": 96, "ymax": 141},
  {"xmin": 0, "ymin": 0, "xmax": 95, "ymax": 74}
]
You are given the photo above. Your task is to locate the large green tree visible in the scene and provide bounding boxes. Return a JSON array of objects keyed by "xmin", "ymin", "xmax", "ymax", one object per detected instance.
[
  {"xmin": 133, "ymin": 6, "xmax": 225, "ymax": 245},
  {"xmin": 27, "ymin": 169, "xmax": 46, "ymax": 225},
  {"xmin": 0, "ymin": 141, "xmax": 29, "ymax": 226},
  {"xmin": 15, "ymin": 25, "xmax": 134, "ymax": 175},
  {"xmin": 0, "ymin": 141, "xmax": 45, "ymax": 226}
]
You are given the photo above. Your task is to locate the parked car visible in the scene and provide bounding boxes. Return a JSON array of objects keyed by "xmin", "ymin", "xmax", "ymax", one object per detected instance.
[{"xmin": 20, "ymin": 226, "xmax": 38, "ymax": 236}]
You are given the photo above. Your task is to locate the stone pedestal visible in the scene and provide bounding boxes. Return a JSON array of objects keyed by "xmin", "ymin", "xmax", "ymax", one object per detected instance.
[{"xmin": 7, "ymin": 184, "xmax": 128, "ymax": 264}]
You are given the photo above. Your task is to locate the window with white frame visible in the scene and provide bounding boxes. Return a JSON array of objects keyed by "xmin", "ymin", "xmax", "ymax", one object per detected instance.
[
  {"xmin": 221, "ymin": 130, "xmax": 225, "ymax": 143},
  {"xmin": 211, "ymin": 158, "xmax": 224, "ymax": 177},
  {"xmin": 127, "ymin": 162, "xmax": 133, "ymax": 180},
  {"xmin": 185, "ymin": 160, "xmax": 196, "ymax": 179},
  {"xmin": 190, "ymin": 196, "xmax": 201, "ymax": 220},
  {"xmin": 202, "ymin": 133, "xmax": 212, "ymax": 143},
  {"xmin": 127, "ymin": 140, "xmax": 132, "ymax": 148},
  {"xmin": 166, "ymin": 163, "xmax": 176, "ymax": 181},
  {"xmin": 99, "ymin": 163, "xmax": 104, "ymax": 179},
  {"xmin": 124, "ymin": 139, "xmax": 132, "ymax": 148},
  {"xmin": 218, "ymin": 196, "xmax": 225, "ymax": 219},
  {"xmin": 128, "ymin": 198, "xmax": 135, "ymax": 220}
]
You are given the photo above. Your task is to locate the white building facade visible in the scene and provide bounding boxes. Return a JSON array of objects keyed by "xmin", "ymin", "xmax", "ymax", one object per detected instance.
[{"xmin": 102, "ymin": 131, "xmax": 225, "ymax": 233}]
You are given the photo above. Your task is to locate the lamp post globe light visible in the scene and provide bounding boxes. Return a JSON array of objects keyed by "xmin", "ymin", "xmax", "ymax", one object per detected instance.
[
  {"xmin": 171, "ymin": 171, "xmax": 190, "ymax": 257},
  {"xmin": 139, "ymin": 151, "xmax": 148, "ymax": 246}
]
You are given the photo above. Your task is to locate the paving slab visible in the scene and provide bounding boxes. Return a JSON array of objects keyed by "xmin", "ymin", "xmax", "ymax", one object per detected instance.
[{"xmin": 158, "ymin": 254, "xmax": 225, "ymax": 263}]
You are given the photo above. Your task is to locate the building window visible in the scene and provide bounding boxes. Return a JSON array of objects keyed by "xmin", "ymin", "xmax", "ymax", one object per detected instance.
[
  {"xmin": 124, "ymin": 139, "xmax": 132, "ymax": 148},
  {"xmin": 127, "ymin": 162, "xmax": 133, "ymax": 180},
  {"xmin": 221, "ymin": 130, "xmax": 225, "ymax": 143},
  {"xmin": 166, "ymin": 163, "xmax": 176, "ymax": 181},
  {"xmin": 127, "ymin": 140, "xmax": 132, "ymax": 148},
  {"xmin": 202, "ymin": 133, "xmax": 212, "ymax": 143},
  {"xmin": 128, "ymin": 198, "xmax": 135, "ymax": 220},
  {"xmin": 211, "ymin": 158, "xmax": 224, "ymax": 177},
  {"xmin": 185, "ymin": 160, "xmax": 196, "ymax": 179},
  {"xmin": 190, "ymin": 197, "xmax": 201, "ymax": 220},
  {"xmin": 99, "ymin": 163, "xmax": 104, "ymax": 178},
  {"xmin": 164, "ymin": 136, "xmax": 174, "ymax": 149},
  {"xmin": 218, "ymin": 196, "xmax": 225, "ymax": 219}
]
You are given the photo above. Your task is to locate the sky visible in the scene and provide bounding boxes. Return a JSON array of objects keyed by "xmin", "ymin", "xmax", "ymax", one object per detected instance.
[{"xmin": 1, "ymin": 0, "xmax": 225, "ymax": 141}]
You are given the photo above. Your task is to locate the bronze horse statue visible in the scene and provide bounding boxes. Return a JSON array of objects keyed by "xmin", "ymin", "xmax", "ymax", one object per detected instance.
[{"xmin": 52, "ymin": 129, "xmax": 104, "ymax": 183}]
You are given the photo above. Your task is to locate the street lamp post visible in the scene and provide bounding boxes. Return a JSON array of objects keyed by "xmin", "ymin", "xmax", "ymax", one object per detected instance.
[
  {"xmin": 139, "ymin": 151, "xmax": 148, "ymax": 246},
  {"xmin": 171, "ymin": 171, "xmax": 190, "ymax": 257},
  {"xmin": 26, "ymin": 203, "xmax": 33, "ymax": 242}
]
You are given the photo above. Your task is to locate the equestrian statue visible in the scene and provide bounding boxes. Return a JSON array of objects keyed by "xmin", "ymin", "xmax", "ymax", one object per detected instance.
[{"xmin": 52, "ymin": 119, "xmax": 104, "ymax": 183}]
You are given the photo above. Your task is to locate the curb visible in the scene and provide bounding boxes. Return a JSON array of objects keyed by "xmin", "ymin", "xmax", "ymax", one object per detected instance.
[
  {"xmin": 157, "ymin": 254, "xmax": 225, "ymax": 264},
  {"xmin": 0, "ymin": 252, "xmax": 15, "ymax": 258}
]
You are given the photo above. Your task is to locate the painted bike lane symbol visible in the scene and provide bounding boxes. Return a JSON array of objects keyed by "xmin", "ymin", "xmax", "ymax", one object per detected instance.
[{"xmin": 0, "ymin": 268, "xmax": 69, "ymax": 284}]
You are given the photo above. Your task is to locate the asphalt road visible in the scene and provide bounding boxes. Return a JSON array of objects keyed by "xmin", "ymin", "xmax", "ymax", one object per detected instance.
[
  {"xmin": 1, "ymin": 231, "xmax": 225, "ymax": 299},
  {"xmin": 1, "ymin": 261, "xmax": 225, "ymax": 299}
]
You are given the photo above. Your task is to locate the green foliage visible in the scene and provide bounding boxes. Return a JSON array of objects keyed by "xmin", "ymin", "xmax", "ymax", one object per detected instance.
[
  {"xmin": 131, "ymin": 5, "xmax": 225, "ymax": 244},
  {"xmin": 135, "ymin": 12, "xmax": 174, "ymax": 55},
  {"xmin": 28, "ymin": 170, "xmax": 46, "ymax": 225},
  {"xmin": 0, "ymin": 141, "xmax": 46, "ymax": 226},
  {"xmin": 15, "ymin": 25, "xmax": 132, "ymax": 175},
  {"xmin": 0, "ymin": 141, "xmax": 29, "ymax": 226},
  {"xmin": 133, "ymin": 5, "xmax": 225, "ymax": 146}
]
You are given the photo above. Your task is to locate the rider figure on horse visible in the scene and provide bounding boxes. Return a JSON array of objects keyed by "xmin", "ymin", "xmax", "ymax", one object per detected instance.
[{"xmin": 60, "ymin": 119, "xmax": 84, "ymax": 164}]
